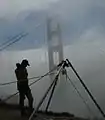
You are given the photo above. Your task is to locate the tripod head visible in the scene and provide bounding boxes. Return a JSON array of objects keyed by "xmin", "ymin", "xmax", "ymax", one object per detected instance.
[
  {"xmin": 57, "ymin": 59, "xmax": 71, "ymax": 76},
  {"xmin": 57, "ymin": 59, "xmax": 70, "ymax": 69},
  {"xmin": 66, "ymin": 59, "xmax": 72, "ymax": 67}
]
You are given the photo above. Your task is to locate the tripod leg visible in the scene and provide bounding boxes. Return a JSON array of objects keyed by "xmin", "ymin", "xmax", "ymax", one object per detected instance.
[
  {"xmin": 45, "ymin": 77, "xmax": 58, "ymax": 112},
  {"xmin": 29, "ymin": 63, "xmax": 64, "ymax": 120},
  {"xmin": 29, "ymin": 78, "xmax": 56, "ymax": 120},
  {"xmin": 66, "ymin": 59, "xmax": 105, "ymax": 118}
]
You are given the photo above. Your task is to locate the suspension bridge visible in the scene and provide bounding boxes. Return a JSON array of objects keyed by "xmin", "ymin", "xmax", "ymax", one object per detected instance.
[{"xmin": 0, "ymin": 18, "xmax": 105, "ymax": 120}]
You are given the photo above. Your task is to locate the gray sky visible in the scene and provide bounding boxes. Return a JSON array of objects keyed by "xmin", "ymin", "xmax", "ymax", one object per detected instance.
[
  {"xmin": 0, "ymin": 0, "xmax": 58, "ymax": 18},
  {"xmin": 0, "ymin": 0, "xmax": 105, "ymax": 18},
  {"xmin": 0, "ymin": 0, "xmax": 105, "ymax": 50}
]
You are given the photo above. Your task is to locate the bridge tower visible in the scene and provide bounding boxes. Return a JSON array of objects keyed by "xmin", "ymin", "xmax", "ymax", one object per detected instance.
[{"xmin": 47, "ymin": 18, "xmax": 64, "ymax": 78}]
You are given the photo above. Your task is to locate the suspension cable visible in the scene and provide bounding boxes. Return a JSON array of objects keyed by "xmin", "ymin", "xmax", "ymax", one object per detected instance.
[
  {"xmin": 0, "ymin": 32, "xmax": 25, "ymax": 48},
  {"xmin": 0, "ymin": 23, "xmax": 42, "ymax": 52},
  {"xmin": 66, "ymin": 73, "xmax": 95, "ymax": 117},
  {"xmin": 0, "ymin": 33, "xmax": 28, "ymax": 51}
]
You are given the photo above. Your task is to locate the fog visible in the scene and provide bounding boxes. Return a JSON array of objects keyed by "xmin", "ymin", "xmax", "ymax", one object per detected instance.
[
  {"xmin": 0, "ymin": 0, "xmax": 105, "ymax": 119},
  {"xmin": 0, "ymin": 42, "xmax": 105, "ymax": 118}
]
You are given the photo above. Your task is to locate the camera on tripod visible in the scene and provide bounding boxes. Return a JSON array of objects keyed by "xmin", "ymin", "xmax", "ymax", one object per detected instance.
[{"xmin": 57, "ymin": 60, "xmax": 70, "ymax": 75}]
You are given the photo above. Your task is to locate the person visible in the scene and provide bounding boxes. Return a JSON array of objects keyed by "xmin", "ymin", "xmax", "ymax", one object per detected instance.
[
  {"xmin": 15, "ymin": 59, "xmax": 33, "ymax": 116},
  {"xmin": 15, "ymin": 63, "xmax": 21, "ymax": 90}
]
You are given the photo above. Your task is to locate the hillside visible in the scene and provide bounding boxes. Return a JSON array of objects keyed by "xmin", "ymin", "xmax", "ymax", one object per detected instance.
[{"xmin": 0, "ymin": 102, "xmax": 89, "ymax": 120}]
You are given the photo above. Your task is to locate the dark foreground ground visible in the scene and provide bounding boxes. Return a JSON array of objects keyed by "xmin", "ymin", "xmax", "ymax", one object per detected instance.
[{"xmin": 0, "ymin": 102, "xmax": 89, "ymax": 120}]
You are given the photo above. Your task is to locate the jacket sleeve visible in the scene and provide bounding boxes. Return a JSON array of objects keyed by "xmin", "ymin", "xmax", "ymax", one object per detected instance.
[{"xmin": 15, "ymin": 69, "xmax": 18, "ymax": 80}]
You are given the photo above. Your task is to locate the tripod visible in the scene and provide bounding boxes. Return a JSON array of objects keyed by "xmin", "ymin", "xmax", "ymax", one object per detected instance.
[
  {"xmin": 29, "ymin": 61, "xmax": 65, "ymax": 120},
  {"xmin": 29, "ymin": 59, "xmax": 105, "ymax": 120}
]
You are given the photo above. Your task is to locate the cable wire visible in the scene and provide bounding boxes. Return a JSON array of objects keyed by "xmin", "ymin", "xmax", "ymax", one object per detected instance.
[
  {"xmin": 0, "ymin": 23, "xmax": 43, "ymax": 52},
  {"xmin": 1, "ymin": 66, "xmax": 58, "ymax": 103},
  {"xmin": 66, "ymin": 73, "xmax": 95, "ymax": 117},
  {"xmin": 66, "ymin": 59, "xmax": 105, "ymax": 118},
  {"xmin": 0, "ymin": 32, "xmax": 25, "ymax": 48},
  {"xmin": 0, "ymin": 33, "xmax": 28, "ymax": 51},
  {"xmin": 0, "ymin": 72, "xmax": 56, "ymax": 86}
]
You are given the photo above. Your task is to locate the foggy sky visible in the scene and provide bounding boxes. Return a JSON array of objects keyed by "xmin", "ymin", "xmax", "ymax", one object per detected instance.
[
  {"xmin": 0, "ymin": 44, "xmax": 105, "ymax": 118},
  {"xmin": 0, "ymin": 0, "xmax": 105, "ymax": 119},
  {"xmin": 0, "ymin": 0, "xmax": 105, "ymax": 50}
]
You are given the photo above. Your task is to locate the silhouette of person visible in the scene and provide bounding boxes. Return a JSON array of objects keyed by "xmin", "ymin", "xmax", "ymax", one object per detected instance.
[{"xmin": 15, "ymin": 59, "xmax": 33, "ymax": 116}]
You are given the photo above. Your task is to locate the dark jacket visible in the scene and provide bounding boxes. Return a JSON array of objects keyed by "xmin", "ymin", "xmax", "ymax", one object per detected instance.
[{"xmin": 15, "ymin": 66, "xmax": 29, "ymax": 91}]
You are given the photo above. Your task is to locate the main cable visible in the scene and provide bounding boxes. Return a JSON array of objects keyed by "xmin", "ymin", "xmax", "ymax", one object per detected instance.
[
  {"xmin": 0, "ymin": 23, "xmax": 42, "ymax": 52},
  {"xmin": 0, "ymin": 32, "xmax": 25, "ymax": 48},
  {"xmin": 0, "ymin": 33, "xmax": 28, "ymax": 51}
]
